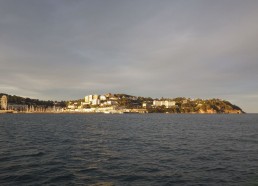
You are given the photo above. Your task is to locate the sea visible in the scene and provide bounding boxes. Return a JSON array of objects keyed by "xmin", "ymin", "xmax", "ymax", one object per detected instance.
[{"xmin": 0, "ymin": 113, "xmax": 258, "ymax": 186}]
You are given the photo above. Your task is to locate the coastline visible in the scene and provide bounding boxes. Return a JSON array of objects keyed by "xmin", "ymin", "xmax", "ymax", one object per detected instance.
[{"xmin": 0, "ymin": 110, "xmax": 245, "ymax": 114}]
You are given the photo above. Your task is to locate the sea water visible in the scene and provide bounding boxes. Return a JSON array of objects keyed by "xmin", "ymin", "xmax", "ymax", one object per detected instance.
[{"xmin": 0, "ymin": 114, "xmax": 258, "ymax": 185}]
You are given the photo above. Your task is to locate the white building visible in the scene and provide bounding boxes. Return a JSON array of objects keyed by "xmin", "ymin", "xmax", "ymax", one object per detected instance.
[
  {"xmin": 100, "ymin": 95, "xmax": 106, "ymax": 101},
  {"xmin": 164, "ymin": 100, "xmax": 176, "ymax": 108},
  {"xmin": 92, "ymin": 99, "xmax": 100, "ymax": 105},
  {"xmin": 153, "ymin": 100, "xmax": 176, "ymax": 108},
  {"xmin": 93, "ymin": 94, "xmax": 99, "ymax": 100},
  {"xmin": 142, "ymin": 102, "xmax": 151, "ymax": 108},
  {"xmin": 153, "ymin": 100, "xmax": 163, "ymax": 107},
  {"xmin": 84, "ymin": 94, "xmax": 103, "ymax": 106},
  {"xmin": 67, "ymin": 105, "xmax": 76, "ymax": 109},
  {"xmin": 0, "ymin": 95, "xmax": 8, "ymax": 110},
  {"xmin": 109, "ymin": 96, "xmax": 118, "ymax": 101},
  {"xmin": 85, "ymin": 95, "xmax": 93, "ymax": 103},
  {"xmin": 105, "ymin": 100, "xmax": 117, "ymax": 105}
]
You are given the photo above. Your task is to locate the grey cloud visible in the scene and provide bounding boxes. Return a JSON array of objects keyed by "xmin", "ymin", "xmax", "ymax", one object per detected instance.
[{"xmin": 0, "ymin": 0, "xmax": 258, "ymax": 112}]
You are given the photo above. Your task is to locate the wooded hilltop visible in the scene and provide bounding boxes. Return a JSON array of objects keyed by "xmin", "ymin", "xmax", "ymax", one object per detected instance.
[{"xmin": 1, "ymin": 93, "xmax": 244, "ymax": 114}]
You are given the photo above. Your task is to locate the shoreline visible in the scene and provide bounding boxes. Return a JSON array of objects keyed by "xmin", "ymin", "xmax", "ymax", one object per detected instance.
[{"xmin": 0, "ymin": 111, "xmax": 245, "ymax": 114}]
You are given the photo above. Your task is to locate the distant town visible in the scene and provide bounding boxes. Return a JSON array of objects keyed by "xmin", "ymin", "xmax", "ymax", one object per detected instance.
[{"xmin": 0, "ymin": 93, "xmax": 244, "ymax": 114}]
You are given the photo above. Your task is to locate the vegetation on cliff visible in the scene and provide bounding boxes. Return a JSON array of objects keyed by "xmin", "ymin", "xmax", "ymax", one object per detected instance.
[
  {"xmin": 147, "ymin": 98, "xmax": 244, "ymax": 114},
  {"xmin": 1, "ymin": 93, "xmax": 244, "ymax": 113}
]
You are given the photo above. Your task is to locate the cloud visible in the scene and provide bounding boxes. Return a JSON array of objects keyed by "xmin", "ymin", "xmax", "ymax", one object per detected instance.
[{"xmin": 0, "ymin": 0, "xmax": 258, "ymax": 112}]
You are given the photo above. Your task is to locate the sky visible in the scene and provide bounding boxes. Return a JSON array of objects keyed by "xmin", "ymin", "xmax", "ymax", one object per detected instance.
[{"xmin": 0, "ymin": 0, "xmax": 258, "ymax": 113}]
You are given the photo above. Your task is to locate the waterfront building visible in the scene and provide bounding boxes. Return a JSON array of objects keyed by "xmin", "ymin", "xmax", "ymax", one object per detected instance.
[
  {"xmin": 0, "ymin": 95, "xmax": 8, "ymax": 110},
  {"xmin": 67, "ymin": 104, "xmax": 77, "ymax": 110},
  {"xmin": 8, "ymin": 104, "xmax": 28, "ymax": 112}
]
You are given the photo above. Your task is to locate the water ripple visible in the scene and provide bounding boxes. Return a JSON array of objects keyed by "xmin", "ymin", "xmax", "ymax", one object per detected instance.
[{"xmin": 0, "ymin": 114, "xmax": 258, "ymax": 185}]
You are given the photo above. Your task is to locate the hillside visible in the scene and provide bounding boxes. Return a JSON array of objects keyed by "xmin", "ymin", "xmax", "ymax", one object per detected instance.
[
  {"xmin": 1, "ymin": 93, "xmax": 244, "ymax": 113},
  {"xmin": 68, "ymin": 93, "xmax": 244, "ymax": 114},
  {"xmin": 0, "ymin": 93, "xmax": 66, "ymax": 108}
]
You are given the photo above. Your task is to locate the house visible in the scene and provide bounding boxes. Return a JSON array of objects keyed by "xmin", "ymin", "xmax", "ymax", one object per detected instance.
[{"xmin": 153, "ymin": 100, "xmax": 176, "ymax": 108}]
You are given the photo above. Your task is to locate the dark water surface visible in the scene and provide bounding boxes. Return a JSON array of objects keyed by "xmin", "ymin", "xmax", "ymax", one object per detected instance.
[{"xmin": 0, "ymin": 114, "xmax": 258, "ymax": 186}]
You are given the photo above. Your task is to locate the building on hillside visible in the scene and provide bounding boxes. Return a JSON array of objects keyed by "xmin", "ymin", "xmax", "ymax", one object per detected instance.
[
  {"xmin": 182, "ymin": 100, "xmax": 188, "ymax": 104},
  {"xmin": 153, "ymin": 100, "xmax": 162, "ymax": 107},
  {"xmin": 105, "ymin": 93, "xmax": 113, "ymax": 98},
  {"xmin": 109, "ymin": 96, "xmax": 118, "ymax": 101},
  {"xmin": 100, "ymin": 95, "xmax": 106, "ymax": 101},
  {"xmin": 164, "ymin": 100, "xmax": 176, "ymax": 108},
  {"xmin": 0, "ymin": 95, "xmax": 8, "ymax": 110},
  {"xmin": 153, "ymin": 100, "xmax": 176, "ymax": 108},
  {"xmin": 93, "ymin": 94, "xmax": 99, "ymax": 99},
  {"xmin": 85, "ymin": 95, "xmax": 93, "ymax": 104},
  {"xmin": 67, "ymin": 102, "xmax": 78, "ymax": 110},
  {"xmin": 92, "ymin": 99, "xmax": 100, "ymax": 105},
  {"xmin": 105, "ymin": 100, "xmax": 117, "ymax": 106},
  {"xmin": 81, "ymin": 102, "xmax": 88, "ymax": 106},
  {"xmin": 142, "ymin": 102, "xmax": 152, "ymax": 108},
  {"xmin": 131, "ymin": 96, "xmax": 138, "ymax": 101}
]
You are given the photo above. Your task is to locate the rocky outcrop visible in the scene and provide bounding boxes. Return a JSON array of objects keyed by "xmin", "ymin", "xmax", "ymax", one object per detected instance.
[
  {"xmin": 198, "ymin": 109, "xmax": 217, "ymax": 114},
  {"xmin": 198, "ymin": 108, "xmax": 243, "ymax": 114}
]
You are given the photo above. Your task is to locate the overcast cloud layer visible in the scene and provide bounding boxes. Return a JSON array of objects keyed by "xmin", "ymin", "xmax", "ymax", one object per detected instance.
[{"xmin": 1, "ymin": 0, "xmax": 258, "ymax": 112}]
